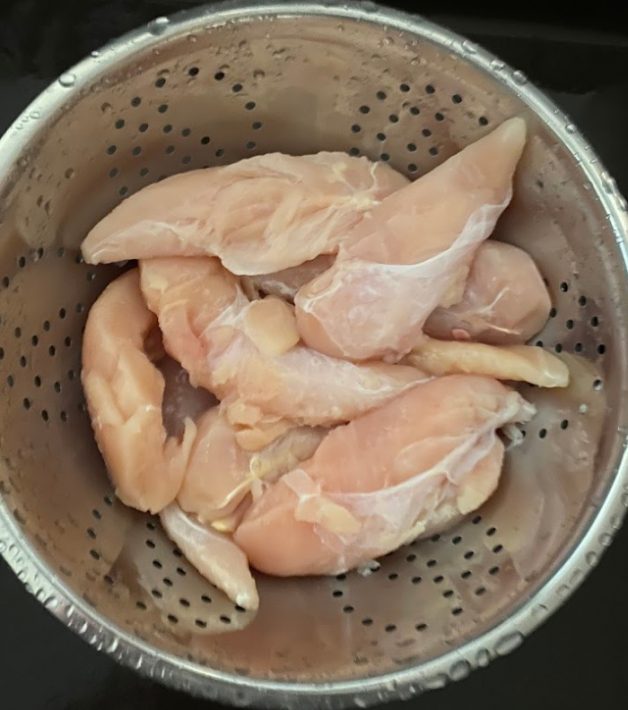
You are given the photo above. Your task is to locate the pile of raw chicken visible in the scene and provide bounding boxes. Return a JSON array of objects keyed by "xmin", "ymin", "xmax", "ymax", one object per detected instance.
[{"xmin": 81, "ymin": 117, "xmax": 569, "ymax": 611}]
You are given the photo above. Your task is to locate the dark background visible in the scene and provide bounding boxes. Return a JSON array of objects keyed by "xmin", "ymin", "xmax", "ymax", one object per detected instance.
[{"xmin": 1, "ymin": 1, "xmax": 628, "ymax": 708}]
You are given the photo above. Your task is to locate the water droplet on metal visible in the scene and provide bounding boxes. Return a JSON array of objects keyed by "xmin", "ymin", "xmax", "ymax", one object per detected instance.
[
  {"xmin": 90, "ymin": 50, "xmax": 101, "ymax": 58},
  {"xmin": 361, "ymin": 0, "xmax": 379, "ymax": 12},
  {"xmin": 424, "ymin": 673, "xmax": 448, "ymax": 689},
  {"xmin": 148, "ymin": 17, "xmax": 170, "ymax": 35},
  {"xmin": 490, "ymin": 58, "xmax": 505, "ymax": 71},
  {"xmin": 600, "ymin": 171, "xmax": 618, "ymax": 195},
  {"xmin": 557, "ymin": 584, "xmax": 570, "ymax": 598},
  {"xmin": 100, "ymin": 102, "xmax": 112, "ymax": 114},
  {"xmin": 565, "ymin": 123, "xmax": 576, "ymax": 134},
  {"xmin": 108, "ymin": 637, "xmax": 120, "ymax": 653},
  {"xmin": 449, "ymin": 660, "xmax": 470, "ymax": 681},
  {"xmin": 253, "ymin": 69, "xmax": 266, "ymax": 79},
  {"xmin": 570, "ymin": 569, "xmax": 584, "ymax": 587},
  {"xmin": 29, "ymin": 110, "xmax": 41, "ymax": 120},
  {"xmin": 476, "ymin": 648, "xmax": 491, "ymax": 667},
  {"xmin": 495, "ymin": 631, "xmax": 523, "ymax": 656},
  {"xmin": 599, "ymin": 532, "xmax": 612, "ymax": 547},
  {"xmin": 0, "ymin": 541, "xmax": 6, "ymax": 554},
  {"xmin": 187, "ymin": 33, "xmax": 198, "ymax": 43},
  {"xmin": 58, "ymin": 72, "xmax": 76, "ymax": 88},
  {"xmin": 579, "ymin": 404, "xmax": 589, "ymax": 414},
  {"xmin": 585, "ymin": 552, "xmax": 598, "ymax": 567},
  {"xmin": 44, "ymin": 595, "xmax": 58, "ymax": 609},
  {"xmin": 532, "ymin": 603, "xmax": 549, "ymax": 620},
  {"xmin": 512, "ymin": 70, "xmax": 528, "ymax": 85},
  {"xmin": 461, "ymin": 39, "xmax": 478, "ymax": 54}
]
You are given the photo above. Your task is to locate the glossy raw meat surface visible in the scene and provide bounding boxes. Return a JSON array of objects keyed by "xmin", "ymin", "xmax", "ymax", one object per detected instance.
[
  {"xmin": 139, "ymin": 257, "xmax": 424, "ymax": 427},
  {"xmin": 425, "ymin": 240, "xmax": 551, "ymax": 344},
  {"xmin": 235, "ymin": 375, "xmax": 535, "ymax": 576},
  {"xmin": 81, "ymin": 270, "xmax": 196, "ymax": 513},
  {"xmin": 295, "ymin": 118, "xmax": 527, "ymax": 361},
  {"xmin": 81, "ymin": 153, "xmax": 408, "ymax": 274}
]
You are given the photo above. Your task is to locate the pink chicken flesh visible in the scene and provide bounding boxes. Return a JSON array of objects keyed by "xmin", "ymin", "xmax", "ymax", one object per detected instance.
[
  {"xmin": 139, "ymin": 257, "xmax": 423, "ymax": 427},
  {"xmin": 178, "ymin": 407, "xmax": 326, "ymax": 524},
  {"xmin": 425, "ymin": 240, "xmax": 551, "ymax": 344},
  {"xmin": 160, "ymin": 504, "xmax": 259, "ymax": 610},
  {"xmin": 81, "ymin": 270, "xmax": 196, "ymax": 513},
  {"xmin": 81, "ymin": 153, "xmax": 408, "ymax": 275},
  {"xmin": 295, "ymin": 118, "xmax": 527, "ymax": 361},
  {"xmin": 235, "ymin": 375, "xmax": 535, "ymax": 576}
]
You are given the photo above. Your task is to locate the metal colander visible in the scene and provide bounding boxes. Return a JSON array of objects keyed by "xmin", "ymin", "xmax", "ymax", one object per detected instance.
[{"xmin": 0, "ymin": 2, "xmax": 627, "ymax": 707}]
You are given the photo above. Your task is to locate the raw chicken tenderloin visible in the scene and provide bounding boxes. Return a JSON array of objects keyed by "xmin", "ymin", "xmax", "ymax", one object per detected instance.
[
  {"xmin": 407, "ymin": 337, "xmax": 569, "ymax": 388},
  {"xmin": 81, "ymin": 153, "xmax": 408, "ymax": 274},
  {"xmin": 178, "ymin": 407, "xmax": 326, "ymax": 524},
  {"xmin": 234, "ymin": 375, "xmax": 535, "ymax": 576},
  {"xmin": 160, "ymin": 504, "xmax": 259, "ymax": 610},
  {"xmin": 139, "ymin": 257, "xmax": 423, "ymax": 426},
  {"xmin": 81, "ymin": 270, "xmax": 196, "ymax": 513},
  {"xmin": 425, "ymin": 240, "xmax": 551, "ymax": 344},
  {"xmin": 295, "ymin": 118, "xmax": 527, "ymax": 361}
]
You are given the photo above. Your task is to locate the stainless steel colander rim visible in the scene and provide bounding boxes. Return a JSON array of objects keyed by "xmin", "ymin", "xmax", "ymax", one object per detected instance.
[{"xmin": 1, "ymin": 2, "xmax": 627, "ymax": 706}]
